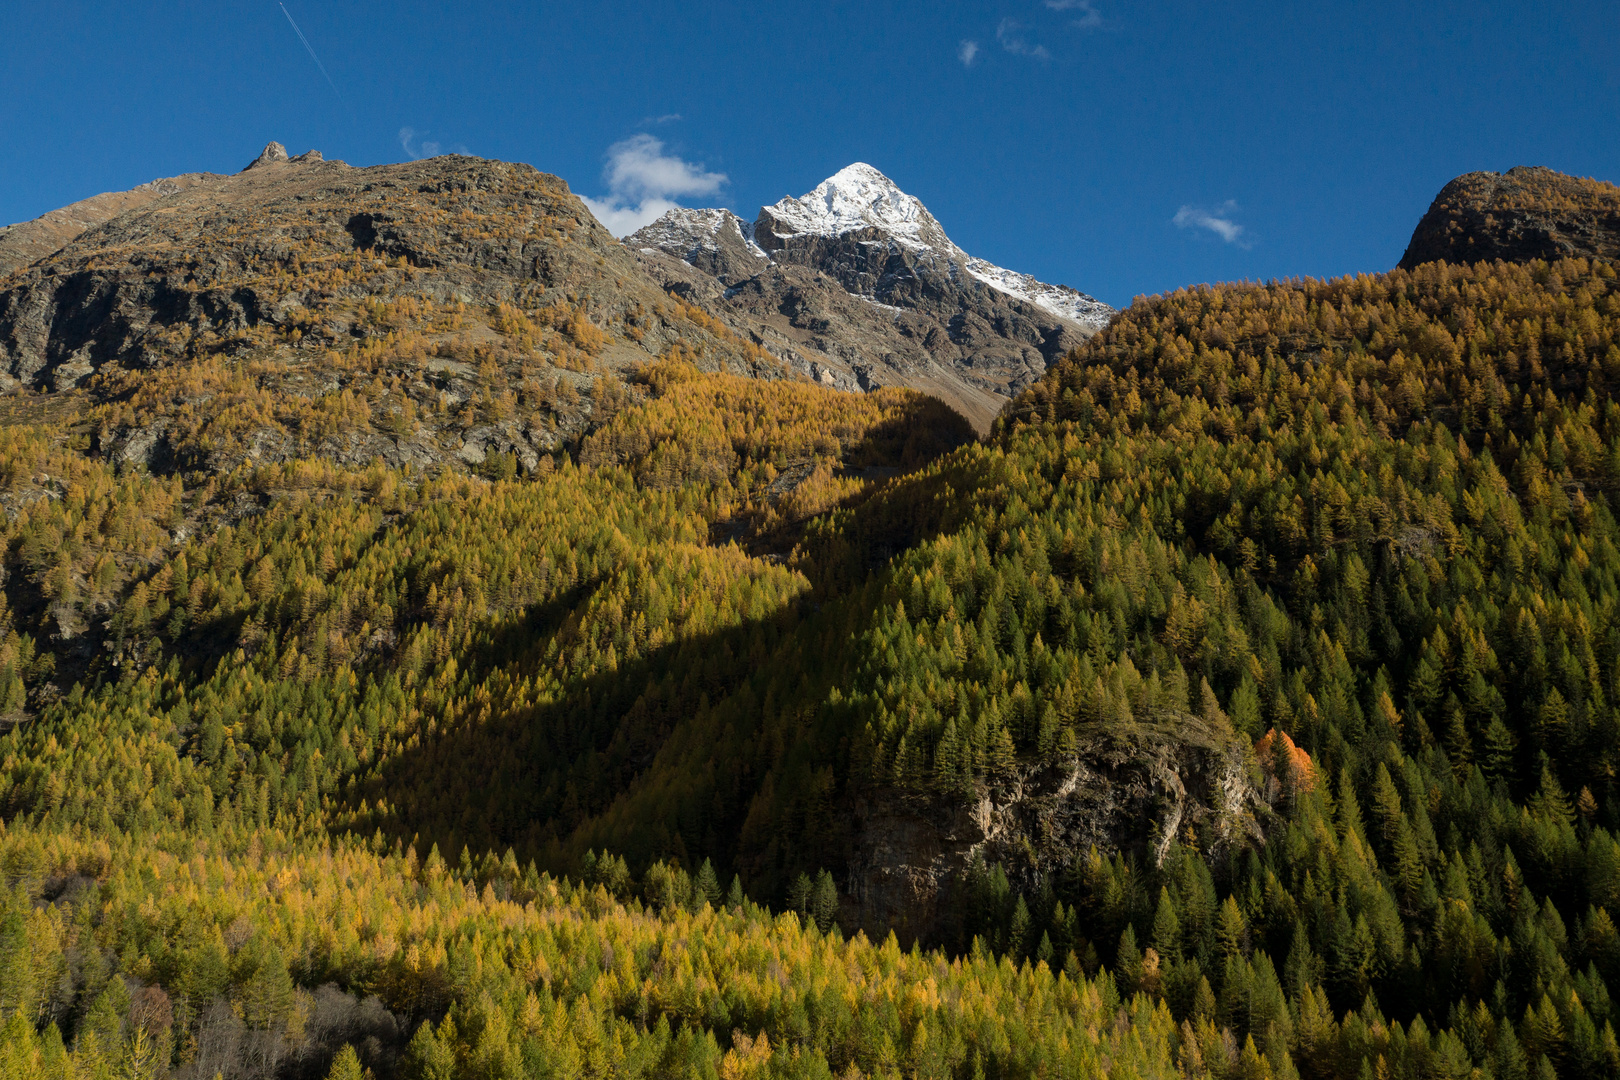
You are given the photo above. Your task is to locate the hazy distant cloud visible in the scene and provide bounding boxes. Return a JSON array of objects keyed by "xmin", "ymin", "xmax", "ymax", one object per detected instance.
[
  {"xmin": 580, "ymin": 134, "xmax": 727, "ymax": 237},
  {"xmin": 969, "ymin": 3, "xmax": 1096, "ymax": 70},
  {"xmin": 399, "ymin": 127, "xmax": 467, "ymax": 160},
  {"xmin": 643, "ymin": 113, "xmax": 683, "ymax": 125},
  {"xmin": 399, "ymin": 128, "xmax": 436, "ymax": 158},
  {"xmin": 996, "ymin": 19, "xmax": 1050, "ymax": 59},
  {"xmin": 1044, "ymin": 0, "xmax": 1102, "ymax": 27},
  {"xmin": 1173, "ymin": 201, "xmax": 1249, "ymax": 246}
]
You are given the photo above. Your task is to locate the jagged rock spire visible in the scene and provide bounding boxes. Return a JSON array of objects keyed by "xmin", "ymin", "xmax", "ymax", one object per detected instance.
[
  {"xmin": 243, "ymin": 142, "xmax": 290, "ymax": 172},
  {"xmin": 242, "ymin": 143, "xmax": 328, "ymax": 173}
]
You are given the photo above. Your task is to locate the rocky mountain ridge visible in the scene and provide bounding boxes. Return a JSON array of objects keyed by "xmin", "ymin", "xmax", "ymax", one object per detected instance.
[
  {"xmin": 0, "ymin": 148, "xmax": 1114, "ymax": 442},
  {"xmin": 0, "ymin": 171, "xmax": 224, "ymax": 279},
  {"xmin": 629, "ymin": 207, "xmax": 768, "ymax": 283},
  {"xmin": 628, "ymin": 163, "xmax": 1114, "ymax": 431},
  {"xmin": 0, "ymin": 144, "xmax": 783, "ymax": 477}
]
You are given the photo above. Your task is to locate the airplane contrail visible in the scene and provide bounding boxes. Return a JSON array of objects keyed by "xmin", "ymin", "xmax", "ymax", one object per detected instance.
[{"xmin": 279, "ymin": 3, "xmax": 345, "ymax": 104}]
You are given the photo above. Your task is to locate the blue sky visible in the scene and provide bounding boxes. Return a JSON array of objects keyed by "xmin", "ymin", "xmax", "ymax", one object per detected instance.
[{"xmin": 2, "ymin": 1, "xmax": 1615, "ymax": 308}]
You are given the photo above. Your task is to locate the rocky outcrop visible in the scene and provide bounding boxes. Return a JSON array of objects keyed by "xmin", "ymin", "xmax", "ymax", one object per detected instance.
[
  {"xmin": 1399, "ymin": 165, "xmax": 1620, "ymax": 270},
  {"xmin": 244, "ymin": 141, "xmax": 292, "ymax": 170},
  {"xmin": 627, "ymin": 164, "xmax": 1115, "ymax": 433},
  {"xmin": 842, "ymin": 712, "xmax": 1267, "ymax": 945}
]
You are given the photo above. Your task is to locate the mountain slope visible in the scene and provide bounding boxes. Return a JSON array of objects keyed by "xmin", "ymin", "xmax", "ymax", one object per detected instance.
[
  {"xmin": 0, "ymin": 170, "xmax": 223, "ymax": 279},
  {"xmin": 0, "ymin": 145, "xmax": 785, "ymax": 474},
  {"xmin": 1, "ymin": 162, "xmax": 1619, "ymax": 1080},
  {"xmin": 628, "ymin": 163, "xmax": 1114, "ymax": 432}
]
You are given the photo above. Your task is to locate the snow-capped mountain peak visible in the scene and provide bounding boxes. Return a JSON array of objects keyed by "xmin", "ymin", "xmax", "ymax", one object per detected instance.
[
  {"xmin": 759, "ymin": 163, "xmax": 953, "ymax": 253},
  {"xmin": 747, "ymin": 164, "xmax": 1112, "ymax": 329},
  {"xmin": 623, "ymin": 163, "xmax": 1116, "ymax": 430},
  {"xmin": 627, "ymin": 163, "xmax": 1114, "ymax": 332}
]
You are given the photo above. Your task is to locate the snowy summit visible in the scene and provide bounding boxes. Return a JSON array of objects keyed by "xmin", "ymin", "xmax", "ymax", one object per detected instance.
[
  {"xmin": 660, "ymin": 162, "xmax": 1115, "ymax": 330},
  {"xmin": 758, "ymin": 163, "xmax": 956, "ymax": 254}
]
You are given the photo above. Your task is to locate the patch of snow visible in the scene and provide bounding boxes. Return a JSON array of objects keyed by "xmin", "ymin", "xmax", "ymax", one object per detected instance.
[
  {"xmin": 847, "ymin": 291, "xmax": 905, "ymax": 318},
  {"xmin": 964, "ymin": 258, "xmax": 1115, "ymax": 331},
  {"xmin": 735, "ymin": 218, "xmax": 768, "ymax": 259}
]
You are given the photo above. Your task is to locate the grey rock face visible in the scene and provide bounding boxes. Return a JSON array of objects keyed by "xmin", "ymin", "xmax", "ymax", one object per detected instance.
[{"xmin": 629, "ymin": 208, "xmax": 768, "ymax": 285}]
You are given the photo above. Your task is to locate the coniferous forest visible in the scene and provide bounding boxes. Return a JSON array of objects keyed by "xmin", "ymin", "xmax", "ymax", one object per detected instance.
[{"xmin": 1, "ymin": 164, "xmax": 1620, "ymax": 1080}]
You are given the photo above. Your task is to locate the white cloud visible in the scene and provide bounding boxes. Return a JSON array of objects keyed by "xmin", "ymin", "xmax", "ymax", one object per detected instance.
[
  {"xmin": 603, "ymin": 134, "xmax": 726, "ymax": 202},
  {"xmin": 958, "ymin": 39, "xmax": 980, "ymax": 66},
  {"xmin": 996, "ymin": 19, "xmax": 1050, "ymax": 59},
  {"xmin": 582, "ymin": 134, "xmax": 727, "ymax": 238},
  {"xmin": 1045, "ymin": 0, "xmax": 1102, "ymax": 27},
  {"xmin": 1173, "ymin": 201, "xmax": 1249, "ymax": 246}
]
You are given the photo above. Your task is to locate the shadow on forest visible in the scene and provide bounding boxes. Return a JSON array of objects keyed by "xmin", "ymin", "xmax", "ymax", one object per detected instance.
[{"xmin": 330, "ymin": 413, "xmax": 1001, "ymax": 901}]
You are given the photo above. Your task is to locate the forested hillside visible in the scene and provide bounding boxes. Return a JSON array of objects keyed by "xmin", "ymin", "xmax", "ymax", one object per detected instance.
[{"xmin": 0, "ymin": 165, "xmax": 1618, "ymax": 1080}]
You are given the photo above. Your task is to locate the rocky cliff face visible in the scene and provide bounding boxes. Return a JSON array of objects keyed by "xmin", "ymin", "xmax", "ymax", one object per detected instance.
[
  {"xmin": 842, "ymin": 712, "xmax": 1268, "ymax": 945},
  {"xmin": 1399, "ymin": 165, "xmax": 1620, "ymax": 270},
  {"xmin": 628, "ymin": 164, "xmax": 1114, "ymax": 432},
  {"xmin": 0, "ymin": 145, "xmax": 779, "ymax": 474}
]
